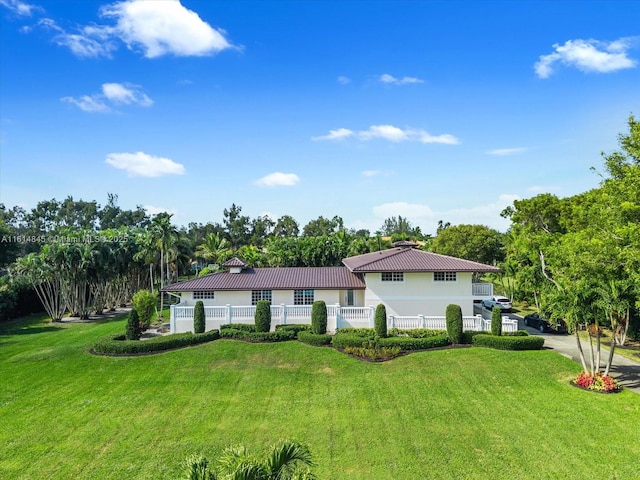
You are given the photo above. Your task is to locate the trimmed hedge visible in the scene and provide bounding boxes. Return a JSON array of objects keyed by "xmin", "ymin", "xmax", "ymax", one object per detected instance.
[
  {"xmin": 446, "ymin": 304, "xmax": 463, "ymax": 344},
  {"xmin": 221, "ymin": 323, "xmax": 256, "ymax": 332},
  {"xmin": 390, "ymin": 328, "xmax": 448, "ymax": 338},
  {"xmin": 335, "ymin": 327, "xmax": 375, "ymax": 336},
  {"xmin": 332, "ymin": 333, "xmax": 371, "ymax": 349},
  {"xmin": 461, "ymin": 330, "xmax": 485, "ymax": 344},
  {"xmin": 504, "ymin": 330, "xmax": 530, "ymax": 337},
  {"xmin": 220, "ymin": 328, "xmax": 296, "ymax": 342},
  {"xmin": 311, "ymin": 300, "xmax": 328, "ymax": 334},
  {"xmin": 491, "ymin": 307, "xmax": 502, "ymax": 336},
  {"xmin": 92, "ymin": 330, "xmax": 220, "ymax": 355},
  {"xmin": 298, "ymin": 331, "xmax": 332, "ymax": 346},
  {"xmin": 193, "ymin": 300, "xmax": 205, "ymax": 334},
  {"xmin": 275, "ymin": 324, "xmax": 312, "ymax": 337},
  {"xmin": 374, "ymin": 304, "xmax": 388, "ymax": 338},
  {"xmin": 125, "ymin": 308, "xmax": 142, "ymax": 341},
  {"xmin": 378, "ymin": 334, "xmax": 450, "ymax": 351},
  {"xmin": 472, "ymin": 334, "xmax": 544, "ymax": 350},
  {"xmin": 255, "ymin": 300, "xmax": 272, "ymax": 332}
]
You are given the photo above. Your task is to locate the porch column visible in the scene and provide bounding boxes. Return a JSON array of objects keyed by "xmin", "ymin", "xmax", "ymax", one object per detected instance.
[
  {"xmin": 226, "ymin": 304, "xmax": 232, "ymax": 324},
  {"xmin": 281, "ymin": 304, "xmax": 287, "ymax": 325}
]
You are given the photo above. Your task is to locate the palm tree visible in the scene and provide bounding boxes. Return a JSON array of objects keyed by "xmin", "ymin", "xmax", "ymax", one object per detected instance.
[
  {"xmin": 195, "ymin": 233, "xmax": 231, "ymax": 267},
  {"xmin": 150, "ymin": 214, "xmax": 178, "ymax": 315},
  {"xmin": 182, "ymin": 440, "xmax": 314, "ymax": 480}
]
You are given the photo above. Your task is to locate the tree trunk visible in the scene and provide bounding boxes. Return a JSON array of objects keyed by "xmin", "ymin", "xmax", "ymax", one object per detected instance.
[
  {"xmin": 575, "ymin": 331, "xmax": 588, "ymax": 373},
  {"xmin": 588, "ymin": 332, "xmax": 595, "ymax": 375},
  {"xmin": 595, "ymin": 328, "xmax": 601, "ymax": 374},
  {"xmin": 604, "ymin": 337, "xmax": 616, "ymax": 376}
]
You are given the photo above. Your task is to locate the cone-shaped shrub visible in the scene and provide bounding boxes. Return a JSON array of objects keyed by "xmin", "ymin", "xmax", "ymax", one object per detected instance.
[
  {"xmin": 255, "ymin": 300, "xmax": 272, "ymax": 332},
  {"xmin": 311, "ymin": 300, "xmax": 328, "ymax": 334},
  {"xmin": 194, "ymin": 300, "xmax": 205, "ymax": 333},
  {"xmin": 374, "ymin": 303, "xmax": 388, "ymax": 337},
  {"xmin": 126, "ymin": 308, "xmax": 142, "ymax": 340},
  {"xmin": 445, "ymin": 303, "xmax": 463, "ymax": 344},
  {"xmin": 491, "ymin": 306, "xmax": 502, "ymax": 336}
]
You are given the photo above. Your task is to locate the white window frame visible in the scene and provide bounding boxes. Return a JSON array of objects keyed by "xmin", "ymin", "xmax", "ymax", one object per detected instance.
[
  {"xmin": 293, "ymin": 289, "xmax": 314, "ymax": 305},
  {"xmin": 193, "ymin": 290, "xmax": 215, "ymax": 299},
  {"xmin": 346, "ymin": 289, "xmax": 354, "ymax": 306},
  {"xmin": 434, "ymin": 272, "xmax": 457, "ymax": 282},
  {"xmin": 251, "ymin": 290, "xmax": 272, "ymax": 305},
  {"xmin": 381, "ymin": 272, "xmax": 404, "ymax": 282}
]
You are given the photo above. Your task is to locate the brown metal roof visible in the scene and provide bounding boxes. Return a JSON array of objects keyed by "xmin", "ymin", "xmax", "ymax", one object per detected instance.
[
  {"xmin": 342, "ymin": 247, "xmax": 500, "ymax": 273},
  {"xmin": 222, "ymin": 257, "xmax": 247, "ymax": 267},
  {"xmin": 163, "ymin": 267, "xmax": 366, "ymax": 292}
]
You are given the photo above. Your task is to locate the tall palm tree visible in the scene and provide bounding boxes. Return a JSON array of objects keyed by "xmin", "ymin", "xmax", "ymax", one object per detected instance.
[
  {"xmin": 150, "ymin": 214, "xmax": 178, "ymax": 315},
  {"xmin": 195, "ymin": 233, "xmax": 231, "ymax": 267},
  {"xmin": 183, "ymin": 440, "xmax": 314, "ymax": 480}
]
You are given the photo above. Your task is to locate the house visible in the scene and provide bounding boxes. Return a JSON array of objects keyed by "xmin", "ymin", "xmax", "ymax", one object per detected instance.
[{"xmin": 163, "ymin": 243, "xmax": 500, "ymax": 333}]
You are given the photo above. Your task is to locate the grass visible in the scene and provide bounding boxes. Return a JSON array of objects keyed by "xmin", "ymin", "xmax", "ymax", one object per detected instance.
[
  {"xmin": 1, "ymin": 316, "xmax": 640, "ymax": 479},
  {"xmin": 577, "ymin": 330, "xmax": 640, "ymax": 363}
]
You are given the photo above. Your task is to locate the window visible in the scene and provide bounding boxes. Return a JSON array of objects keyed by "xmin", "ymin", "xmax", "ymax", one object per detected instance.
[
  {"xmin": 434, "ymin": 272, "xmax": 457, "ymax": 282},
  {"xmin": 193, "ymin": 290, "xmax": 215, "ymax": 299},
  {"xmin": 294, "ymin": 289, "xmax": 314, "ymax": 305},
  {"xmin": 346, "ymin": 289, "xmax": 354, "ymax": 306},
  {"xmin": 381, "ymin": 272, "xmax": 404, "ymax": 282},
  {"xmin": 251, "ymin": 290, "xmax": 272, "ymax": 305}
]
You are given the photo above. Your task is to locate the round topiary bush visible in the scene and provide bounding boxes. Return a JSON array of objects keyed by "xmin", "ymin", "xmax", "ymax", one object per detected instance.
[
  {"xmin": 491, "ymin": 306, "xmax": 502, "ymax": 336},
  {"xmin": 445, "ymin": 303, "xmax": 463, "ymax": 344},
  {"xmin": 125, "ymin": 308, "xmax": 142, "ymax": 340},
  {"xmin": 255, "ymin": 300, "xmax": 272, "ymax": 332},
  {"xmin": 374, "ymin": 304, "xmax": 388, "ymax": 338},
  {"xmin": 194, "ymin": 300, "xmax": 205, "ymax": 334},
  {"xmin": 311, "ymin": 300, "xmax": 328, "ymax": 334}
]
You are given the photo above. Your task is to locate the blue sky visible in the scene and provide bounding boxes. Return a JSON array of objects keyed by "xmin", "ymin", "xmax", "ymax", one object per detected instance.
[{"xmin": 1, "ymin": 0, "xmax": 639, "ymax": 235}]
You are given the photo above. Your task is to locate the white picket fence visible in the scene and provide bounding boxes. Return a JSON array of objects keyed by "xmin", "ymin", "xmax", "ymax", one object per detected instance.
[{"xmin": 170, "ymin": 303, "xmax": 518, "ymax": 334}]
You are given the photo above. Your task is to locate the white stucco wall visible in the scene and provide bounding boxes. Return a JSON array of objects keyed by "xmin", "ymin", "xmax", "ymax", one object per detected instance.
[
  {"xmin": 178, "ymin": 289, "xmax": 357, "ymax": 307},
  {"xmin": 363, "ymin": 272, "xmax": 475, "ymax": 316}
]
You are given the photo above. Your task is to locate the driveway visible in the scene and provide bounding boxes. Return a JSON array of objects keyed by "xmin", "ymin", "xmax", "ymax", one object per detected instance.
[{"xmin": 473, "ymin": 303, "xmax": 640, "ymax": 394}]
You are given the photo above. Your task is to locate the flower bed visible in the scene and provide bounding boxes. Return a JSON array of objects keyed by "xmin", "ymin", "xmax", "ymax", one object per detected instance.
[{"xmin": 572, "ymin": 371, "xmax": 622, "ymax": 393}]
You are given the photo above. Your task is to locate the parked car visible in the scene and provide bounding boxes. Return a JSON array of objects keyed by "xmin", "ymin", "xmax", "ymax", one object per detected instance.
[
  {"xmin": 524, "ymin": 313, "xmax": 568, "ymax": 333},
  {"xmin": 482, "ymin": 296, "xmax": 512, "ymax": 312}
]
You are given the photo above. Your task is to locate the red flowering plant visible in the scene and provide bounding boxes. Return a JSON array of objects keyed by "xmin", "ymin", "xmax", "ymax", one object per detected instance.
[{"xmin": 574, "ymin": 371, "xmax": 621, "ymax": 393}]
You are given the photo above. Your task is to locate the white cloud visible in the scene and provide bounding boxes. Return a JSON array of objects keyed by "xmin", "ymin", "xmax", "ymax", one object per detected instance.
[
  {"xmin": 535, "ymin": 37, "xmax": 638, "ymax": 78},
  {"xmin": 311, "ymin": 128, "xmax": 354, "ymax": 141},
  {"xmin": 101, "ymin": 0, "xmax": 233, "ymax": 58},
  {"xmin": 362, "ymin": 170, "xmax": 381, "ymax": 177},
  {"xmin": 102, "ymin": 82, "xmax": 153, "ymax": 106},
  {"xmin": 0, "ymin": 0, "xmax": 42, "ymax": 16},
  {"xmin": 359, "ymin": 124, "xmax": 408, "ymax": 142},
  {"xmin": 62, "ymin": 82, "xmax": 153, "ymax": 112},
  {"xmin": 337, "ymin": 76, "xmax": 351, "ymax": 84},
  {"xmin": 373, "ymin": 202, "xmax": 436, "ymax": 220},
  {"xmin": 61, "ymin": 95, "xmax": 111, "ymax": 113},
  {"xmin": 105, "ymin": 151, "xmax": 185, "ymax": 177},
  {"xmin": 486, "ymin": 147, "xmax": 527, "ymax": 156},
  {"xmin": 39, "ymin": 18, "xmax": 117, "ymax": 58},
  {"xmin": 144, "ymin": 205, "xmax": 178, "ymax": 217},
  {"xmin": 378, "ymin": 73, "xmax": 424, "ymax": 85},
  {"xmin": 254, "ymin": 172, "xmax": 300, "ymax": 188}
]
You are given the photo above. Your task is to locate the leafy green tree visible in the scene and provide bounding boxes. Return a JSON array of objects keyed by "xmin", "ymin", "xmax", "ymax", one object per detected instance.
[
  {"xmin": 272, "ymin": 215, "xmax": 300, "ymax": 237},
  {"xmin": 491, "ymin": 307, "xmax": 502, "ymax": 336},
  {"xmin": 255, "ymin": 300, "xmax": 272, "ymax": 332},
  {"xmin": 132, "ymin": 289, "xmax": 157, "ymax": 328},
  {"xmin": 302, "ymin": 215, "xmax": 343, "ymax": 237},
  {"xmin": 431, "ymin": 224, "xmax": 504, "ymax": 266},
  {"xmin": 223, "ymin": 203, "xmax": 250, "ymax": 249},
  {"xmin": 194, "ymin": 300, "xmax": 205, "ymax": 334},
  {"xmin": 126, "ymin": 308, "xmax": 142, "ymax": 340},
  {"xmin": 374, "ymin": 303, "xmax": 387, "ymax": 337},
  {"xmin": 445, "ymin": 304, "xmax": 463, "ymax": 344},
  {"xmin": 311, "ymin": 300, "xmax": 328, "ymax": 334}
]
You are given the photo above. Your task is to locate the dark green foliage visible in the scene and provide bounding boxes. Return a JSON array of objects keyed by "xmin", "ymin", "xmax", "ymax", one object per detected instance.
[
  {"xmin": 254, "ymin": 300, "xmax": 272, "ymax": 332},
  {"xmin": 221, "ymin": 323, "xmax": 256, "ymax": 332},
  {"xmin": 491, "ymin": 307, "xmax": 502, "ymax": 336},
  {"xmin": 503, "ymin": 330, "xmax": 530, "ymax": 336},
  {"xmin": 125, "ymin": 308, "xmax": 142, "ymax": 340},
  {"xmin": 374, "ymin": 303, "xmax": 388, "ymax": 337},
  {"xmin": 219, "ymin": 327, "xmax": 295, "ymax": 342},
  {"xmin": 335, "ymin": 327, "xmax": 375, "ymax": 336},
  {"xmin": 378, "ymin": 334, "xmax": 450, "ymax": 350},
  {"xmin": 311, "ymin": 300, "xmax": 328, "ymax": 334},
  {"xmin": 331, "ymin": 333, "xmax": 371, "ymax": 349},
  {"xmin": 461, "ymin": 330, "xmax": 486, "ymax": 344},
  {"xmin": 389, "ymin": 328, "xmax": 447, "ymax": 338},
  {"xmin": 297, "ymin": 331, "xmax": 332, "ymax": 346},
  {"xmin": 275, "ymin": 324, "xmax": 312, "ymax": 337},
  {"xmin": 344, "ymin": 345, "xmax": 402, "ymax": 360},
  {"xmin": 193, "ymin": 300, "xmax": 205, "ymax": 334},
  {"xmin": 445, "ymin": 304, "xmax": 463, "ymax": 344},
  {"xmin": 93, "ymin": 330, "xmax": 220, "ymax": 355},
  {"xmin": 0, "ymin": 276, "xmax": 43, "ymax": 321},
  {"xmin": 472, "ymin": 334, "xmax": 544, "ymax": 350},
  {"xmin": 131, "ymin": 289, "xmax": 157, "ymax": 327}
]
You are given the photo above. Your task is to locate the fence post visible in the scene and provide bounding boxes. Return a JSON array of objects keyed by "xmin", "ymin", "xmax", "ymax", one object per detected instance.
[
  {"xmin": 369, "ymin": 306, "xmax": 374, "ymax": 328},
  {"xmin": 475, "ymin": 314, "xmax": 482, "ymax": 332},
  {"xmin": 419, "ymin": 314, "xmax": 425, "ymax": 329},
  {"xmin": 281, "ymin": 304, "xmax": 287, "ymax": 325},
  {"xmin": 226, "ymin": 304, "xmax": 232, "ymax": 324},
  {"xmin": 170, "ymin": 304, "xmax": 176, "ymax": 333},
  {"xmin": 335, "ymin": 303, "xmax": 341, "ymax": 330},
  {"xmin": 389, "ymin": 315, "xmax": 395, "ymax": 329}
]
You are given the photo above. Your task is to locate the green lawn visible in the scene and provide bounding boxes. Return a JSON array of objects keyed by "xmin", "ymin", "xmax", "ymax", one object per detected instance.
[{"xmin": 1, "ymin": 316, "xmax": 639, "ymax": 479}]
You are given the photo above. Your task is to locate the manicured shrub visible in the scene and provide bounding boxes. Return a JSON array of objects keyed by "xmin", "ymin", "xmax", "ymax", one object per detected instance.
[
  {"xmin": 378, "ymin": 334, "xmax": 450, "ymax": 351},
  {"xmin": 472, "ymin": 334, "xmax": 544, "ymax": 350},
  {"xmin": 311, "ymin": 300, "xmax": 328, "ymax": 334},
  {"xmin": 389, "ymin": 328, "xmax": 447, "ymax": 338},
  {"xmin": 275, "ymin": 324, "xmax": 312, "ymax": 337},
  {"xmin": 132, "ymin": 289, "xmax": 157, "ymax": 327},
  {"xmin": 445, "ymin": 304, "xmax": 463, "ymax": 344},
  {"xmin": 298, "ymin": 331, "xmax": 332, "ymax": 346},
  {"xmin": 374, "ymin": 304, "xmax": 388, "ymax": 337},
  {"xmin": 221, "ymin": 323, "xmax": 256, "ymax": 332},
  {"xmin": 93, "ymin": 330, "xmax": 220, "ymax": 355},
  {"xmin": 219, "ymin": 328, "xmax": 295, "ymax": 342},
  {"xmin": 331, "ymin": 333, "xmax": 371, "ymax": 349},
  {"xmin": 194, "ymin": 300, "xmax": 205, "ymax": 334},
  {"xmin": 344, "ymin": 345, "xmax": 402, "ymax": 361},
  {"xmin": 503, "ymin": 330, "xmax": 530, "ymax": 336},
  {"xmin": 125, "ymin": 308, "xmax": 142, "ymax": 340},
  {"xmin": 254, "ymin": 300, "xmax": 272, "ymax": 332},
  {"xmin": 491, "ymin": 307, "xmax": 502, "ymax": 336},
  {"xmin": 335, "ymin": 327, "xmax": 375, "ymax": 336},
  {"xmin": 461, "ymin": 330, "xmax": 485, "ymax": 344}
]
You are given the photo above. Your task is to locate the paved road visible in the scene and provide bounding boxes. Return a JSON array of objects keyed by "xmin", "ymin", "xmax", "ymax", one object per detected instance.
[{"xmin": 473, "ymin": 303, "xmax": 640, "ymax": 394}]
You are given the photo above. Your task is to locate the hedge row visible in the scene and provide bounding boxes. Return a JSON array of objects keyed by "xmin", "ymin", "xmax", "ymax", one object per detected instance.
[
  {"xmin": 378, "ymin": 334, "xmax": 450, "ymax": 351},
  {"xmin": 92, "ymin": 330, "xmax": 220, "ymax": 355},
  {"xmin": 220, "ymin": 328, "xmax": 296, "ymax": 342},
  {"xmin": 389, "ymin": 328, "xmax": 447, "ymax": 338},
  {"xmin": 331, "ymin": 333, "xmax": 372, "ymax": 348},
  {"xmin": 472, "ymin": 334, "xmax": 545, "ymax": 350},
  {"xmin": 335, "ymin": 327, "xmax": 376, "ymax": 336},
  {"xmin": 297, "ymin": 331, "xmax": 332, "ymax": 346},
  {"xmin": 220, "ymin": 323, "xmax": 256, "ymax": 332},
  {"xmin": 275, "ymin": 324, "xmax": 312, "ymax": 337}
]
